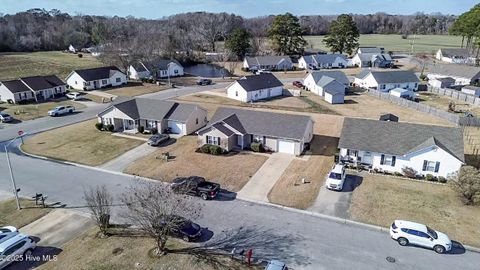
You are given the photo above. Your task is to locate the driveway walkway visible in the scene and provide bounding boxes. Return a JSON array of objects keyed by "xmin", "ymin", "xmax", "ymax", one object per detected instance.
[
  {"xmin": 237, "ymin": 153, "xmax": 294, "ymax": 202},
  {"xmin": 99, "ymin": 142, "xmax": 158, "ymax": 172}
]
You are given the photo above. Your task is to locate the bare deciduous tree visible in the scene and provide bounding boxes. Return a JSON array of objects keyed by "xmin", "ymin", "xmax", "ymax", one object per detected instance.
[{"xmin": 83, "ymin": 185, "xmax": 113, "ymax": 236}]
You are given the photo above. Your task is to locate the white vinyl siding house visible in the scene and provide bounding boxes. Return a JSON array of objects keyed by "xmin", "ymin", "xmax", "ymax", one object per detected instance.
[
  {"xmin": 227, "ymin": 73, "xmax": 284, "ymax": 102},
  {"xmin": 435, "ymin": 48, "xmax": 477, "ymax": 65},
  {"xmin": 298, "ymin": 54, "xmax": 349, "ymax": 69},
  {"xmin": 0, "ymin": 75, "xmax": 66, "ymax": 103},
  {"xmin": 354, "ymin": 70, "xmax": 420, "ymax": 92},
  {"xmin": 66, "ymin": 66, "xmax": 127, "ymax": 90},
  {"xmin": 243, "ymin": 56, "xmax": 293, "ymax": 71},
  {"xmin": 425, "ymin": 64, "xmax": 480, "ymax": 86},
  {"xmin": 128, "ymin": 60, "xmax": 184, "ymax": 80}
]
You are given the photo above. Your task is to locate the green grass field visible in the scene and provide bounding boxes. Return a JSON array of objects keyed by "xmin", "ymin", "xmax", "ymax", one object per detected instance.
[{"xmin": 0, "ymin": 51, "xmax": 103, "ymax": 81}]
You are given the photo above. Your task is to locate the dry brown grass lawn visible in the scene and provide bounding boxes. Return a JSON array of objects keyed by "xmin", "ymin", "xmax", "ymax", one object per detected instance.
[
  {"xmin": 268, "ymin": 115, "xmax": 343, "ymax": 209},
  {"xmin": 350, "ymin": 173, "xmax": 480, "ymax": 247},
  {"xmin": 125, "ymin": 136, "xmax": 268, "ymax": 192},
  {"xmin": 0, "ymin": 100, "xmax": 86, "ymax": 121},
  {"xmin": 104, "ymin": 83, "xmax": 170, "ymax": 97},
  {"xmin": 0, "ymin": 199, "xmax": 51, "ymax": 229},
  {"xmin": 417, "ymin": 92, "xmax": 480, "ymax": 117},
  {"xmin": 22, "ymin": 120, "xmax": 144, "ymax": 166}
]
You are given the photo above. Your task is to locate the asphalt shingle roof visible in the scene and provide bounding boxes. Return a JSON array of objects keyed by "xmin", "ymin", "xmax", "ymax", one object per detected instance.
[
  {"xmin": 304, "ymin": 54, "xmax": 347, "ymax": 65},
  {"xmin": 439, "ymin": 48, "xmax": 470, "ymax": 58},
  {"xmin": 426, "ymin": 63, "xmax": 480, "ymax": 79},
  {"xmin": 73, "ymin": 66, "xmax": 122, "ymax": 81},
  {"xmin": 360, "ymin": 70, "xmax": 420, "ymax": 84},
  {"xmin": 308, "ymin": 71, "xmax": 350, "ymax": 86},
  {"xmin": 1, "ymin": 80, "xmax": 30, "ymax": 93},
  {"xmin": 20, "ymin": 75, "xmax": 65, "ymax": 91},
  {"xmin": 236, "ymin": 73, "xmax": 283, "ymax": 92},
  {"xmin": 244, "ymin": 56, "xmax": 292, "ymax": 67},
  {"xmin": 358, "ymin": 47, "xmax": 384, "ymax": 54},
  {"xmin": 338, "ymin": 118, "xmax": 464, "ymax": 162}
]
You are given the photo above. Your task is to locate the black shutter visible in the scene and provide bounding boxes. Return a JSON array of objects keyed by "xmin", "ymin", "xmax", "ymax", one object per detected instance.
[
  {"xmin": 380, "ymin": 154, "xmax": 385, "ymax": 165},
  {"xmin": 422, "ymin": 160, "xmax": 428, "ymax": 171},
  {"xmin": 346, "ymin": 149, "xmax": 350, "ymax": 156},
  {"xmin": 391, "ymin": 156, "xmax": 396, "ymax": 167},
  {"xmin": 434, "ymin": 162, "xmax": 440, "ymax": 173}
]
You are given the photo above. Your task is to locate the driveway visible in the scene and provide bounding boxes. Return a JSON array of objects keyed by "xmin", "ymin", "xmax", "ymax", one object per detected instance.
[
  {"xmin": 237, "ymin": 152, "xmax": 294, "ymax": 202},
  {"xmin": 99, "ymin": 142, "xmax": 158, "ymax": 172},
  {"xmin": 308, "ymin": 174, "xmax": 363, "ymax": 218}
]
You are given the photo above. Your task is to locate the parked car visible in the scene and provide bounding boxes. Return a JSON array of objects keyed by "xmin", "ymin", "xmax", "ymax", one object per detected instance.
[
  {"xmin": 163, "ymin": 215, "xmax": 202, "ymax": 242},
  {"xmin": 170, "ymin": 176, "xmax": 220, "ymax": 200},
  {"xmin": 308, "ymin": 64, "xmax": 318, "ymax": 70},
  {"xmin": 66, "ymin": 92, "xmax": 82, "ymax": 100},
  {"xmin": 0, "ymin": 227, "xmax": 18, "ymax": 244},
  {"xmin": 197, "ymin": 79, "xmax": 212, "ymax": 86},
  {"xmin": 147, "ymin": 134, "xmax": 170, "ymax": 146},
  {"xmin": 48, "ymin": 105, "xmax": 75, "ymax": 116},
  {"xmin": 292, "ymin": 81, "xmax": 304, "ymax": 88},
  {"xmin": 325, "ymin": 164, "xmax": 346, "ymax": 191},
  {"xmin": 390, "ymin": 220, "xmax": 452, "ymax": 254},
  {"xmin": 265, "ymin": 260, "xmax": 288, "ymax": 270},
  {"xmin": 0, "ymin": 112, "xmax": 13, "ymax": 123},
  {"xmin": 0, "ymin": 233, "xmax": 36, "ymax": 269}
]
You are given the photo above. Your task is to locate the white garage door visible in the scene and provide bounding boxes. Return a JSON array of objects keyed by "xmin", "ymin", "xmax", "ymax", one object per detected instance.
[
  {"xmin": 278, "ymin": 140, "xmax": 296, "ymax": 154},
  {"xmin": 168, "ymin": 121, "xmax": 183, "ymax": 134}
]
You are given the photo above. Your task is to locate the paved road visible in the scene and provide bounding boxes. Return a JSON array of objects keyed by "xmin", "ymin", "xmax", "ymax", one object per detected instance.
[{"xmin": 1, "ymin": 144, "xmax": 479, "ymax": 270}]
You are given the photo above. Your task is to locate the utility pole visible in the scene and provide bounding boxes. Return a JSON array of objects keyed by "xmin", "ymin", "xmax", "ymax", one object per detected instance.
[{"xmin": 5, "ymin": 136, "xmax": 23, "ymax": 210}]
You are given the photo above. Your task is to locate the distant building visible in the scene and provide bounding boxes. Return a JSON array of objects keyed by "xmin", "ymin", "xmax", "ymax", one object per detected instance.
[
  {"xmin": 243, "ymin": 56, "xmax": 293, "ymax": 71},
  {"xmin": 461, "ymin": 85, "xmax": 480, "ymax": 97},
  {"xmin": 435, "ymin": 48, "xmax": 476, "ymax": 65},
  {"xmin": 428, "ymin": 77, "xmax": 456, "ymax": 89},
  {"xmin": 354, "ymin": 70, "xmax": 420, "ymax": 91},
  {"xmin": 128, "ymin": 59, "xmax": 184, "ymax": 80},
  {"xmin": 0, "ymin": 75, "xmax": 66, "ymax": 103},
  {"xmin": 298, "ymin": 54, "xmax": 349, "ymax": 69},
  {"xmin": 426, "ymin": 63, "xmax": 480, "ymax": 86},
  {"xmin": 352, "ymin": 47, "xmax": 393, "ymax": 68}
]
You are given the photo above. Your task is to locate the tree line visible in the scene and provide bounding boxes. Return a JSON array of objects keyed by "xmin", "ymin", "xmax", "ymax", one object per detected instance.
[{"xmin": 450, "ymin": 4, "xmax": 480, "ymax": 58}]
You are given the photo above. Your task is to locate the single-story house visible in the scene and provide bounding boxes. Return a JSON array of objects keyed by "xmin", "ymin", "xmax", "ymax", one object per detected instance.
[
  {"xmin": 128, "ymin": 59, "xmax": 184, "ymax": 80},
  {"xmin": 197, "ymin": 107, "xmax": 314, "ymax": 156},
  {"xmin": 66, "ymin": 66, "xmax": 127, "ymax": 90},
  {"xmin": 389, "ymin": 88, "xmax": 415, "ymax": 99},
  {"xmin": 243, "ymin": 56, "xmax": 293, "ymax": 71},
  {"xmin": 352, "ymin": 53, "xmax": 393, "ymax": 68},
  {"xmin": 324, "ymin": 88, "xmax": 344, "ymax": 104},
  {"xmin": 227, "ymin": 73, "xmax": 283, "ymax": 102},
  {"xmin": 357, "ymin": 47, "xmax": 385, "ymax": 54},
  {"xmin": 428, "ymin": 77, "xmax": 456, "ymax": 89},
  {"xmin": 0, "ymin": 75, "xmax": 66, "ymax": 103},
  {"xmin": 354, "ymin": 70, "xmax": 420, "ymax": 92},
  {"xmin": 303, "ymin": 71, "xmax": 349, "ymax": 97},
  {"xmin": 97, "ymin": 98, "xmax": 207, "ymax": 136},
  {"xmin": 338, "ymin": 117, "xmax": 464, "ymax": 178},
  {"xmin": 435, "ymin": 48, "xmax": 476, "ymax": 65},
  {"xmin": 426, "ymin": 63, "xmax": 480, "ymax": 86},
  {"xmin": 461, "ymin": 85, "xmax": 480, "ymax": 97},
  {"xmin": 298, "ymin": 54, "xmax": 349, "ymax": 69}
]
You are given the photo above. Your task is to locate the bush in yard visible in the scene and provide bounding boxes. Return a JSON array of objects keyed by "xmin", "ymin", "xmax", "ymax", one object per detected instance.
[
  {"xmin": 106, "ymin": 124, "xmax": 114, "ymax": 132},
  {"xmin": 425, "ymin": 174, "xmax": 435, "ymax": 181},
  {"xmin": 137, "ymin": 125, "xmax": 145, "ymax": 134},
  {"xmin": 250, "ymin": 142, "xmax": 264, "ymax": 153},
  {"xmin": 419, "ymin": 74, "xmax": 427, "ymax": 81},
  {"xmin": 394, "ymin": 172, "xmax": 403, "ymax": 177},
  {"xmin": 449, "ymin": 166, "xmax": 480, "ymax": 205},
  {"xmin": 150, "ymin": 128, "xmax": 158, "ymax": 134},
  {"xmin": 77, "ymin": 53, "xmax": 83, "ymax": 58},
  {"xmin": 95, "ymin": 122, "xmax": 103, "ymax": 131},
  {"xmin": 200, "ymin": 144, "xmax": 211, "ymax": 154},
  {"xmin": 209, "ymin": 145, "xmax": 223, "ymax": 155},
  {"xmin": 402, "ymin": 166, "xmax": 418, "ymax": 178},
  {"xmin": 438, "ymin": 176, "xmax": 447, "ymax": 183}
]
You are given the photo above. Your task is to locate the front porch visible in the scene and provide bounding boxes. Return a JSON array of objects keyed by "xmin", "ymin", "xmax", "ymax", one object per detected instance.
[{"xmin": 339, "ymin": 148, "xmax": 373, "ymax": 169}]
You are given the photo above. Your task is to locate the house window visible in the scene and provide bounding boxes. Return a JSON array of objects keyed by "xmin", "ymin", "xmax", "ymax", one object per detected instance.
[
  {"xmin": 206, "ymin": 136, "xmax": 220, "ymax": 145},
  {"xmin": 380, "ymin": 154, "xmax": 396, "ymax": 166},
  {"xmin": 146, "ymin": 120, "xmax": 157, "ymax": 129},
  {"xmin": 423, "ymin": 160, "xmax": 440, "ymax": 172},
  {"xmin": 174, "ymin": 70, "xmax": 178, "ymax": 74},
  {"xmin": 380, "ymin": 84, "xmax": 386, "ymax": 90},
  {"xmin": 414, "ymin": 83, "xmax": 418, "ymax": 88},
  {"xmin": 195, "ymin": 118, "xmax": 199, "ymax": 125},
  {"xmin": 346, "ymin": 149, "xmax": 358, "ymax": 157},
  {"xmin": 84, "ymin": 81, "xmax": 90, "ymax": 86},
  {"xmin": 235, "ymin": 91, "xmax": 238, "ymax": 97},
  {"xmin": 102, "ymin": 79, "xmax": 108, "ymax": 84}
]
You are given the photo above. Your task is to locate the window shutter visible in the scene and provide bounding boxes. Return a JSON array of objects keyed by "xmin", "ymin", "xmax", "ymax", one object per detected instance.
[
  {"xmin": 391, "ymin": 156, "xmax": 396, "ymax": 167},
  {"xmin": 422, "ymin": 160, "xmax": 428, "ymax": 171},
  {"xmin": 434, "ymin": 162, "xmax": 440, "ymax": 173},
  {"xmin": 346, "ymin": 149, "xmax": 350, "ymax": 156},
  {"xmin": 380, "ymin": 154, "xmax": 385, "ymax": 165},
  {"xmin": 217, "ymin": 137, "xmax": 221, "ymax": 146}
]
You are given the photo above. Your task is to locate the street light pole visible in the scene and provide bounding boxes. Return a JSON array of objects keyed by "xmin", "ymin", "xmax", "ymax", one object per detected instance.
[
  {"xmin": 167, "ymin": 62, "xmax": 171, "ymax": 87},
  {"xmin": 4, "ymin": 137, "xmax": 21, "ymax": 210}
]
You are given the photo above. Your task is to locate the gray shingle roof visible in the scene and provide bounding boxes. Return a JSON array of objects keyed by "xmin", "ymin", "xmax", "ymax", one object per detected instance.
[
  {"xmin": 1, "ymin": 80, "xmax": 30, "ymax": 93},
  {"xmin": 439, "ymin": 48, "xmax": 470, "ymax": 58},
  {"xmin": 308, "ymin": 71, "xmax": 350, "ymax": 86},
  {"xmin": 142, "ymin": 59, "xmax": 182, "ymax": 71},
  {"xmin": 360, "ymin": 70, "xmax": 420, "ymax": 84},
  {"xmin": 358, "ymin": 47, "xmax": 384, "ymax": 54},
  {"xmin": 304, "ymin": 54, "xmax": 347, "ymax": 65},
  {"xmin": 236, "ymin": 73, "xmax": 283, "ymax": 92},
  {"xmin": 426, "ymin": 63, "xmax": 480, "ymax": 79},
  {"xmin": 324, "ymin": 87, "xmax": 344, "ymax": 95},
  {"xmin": 338, "ymin": 118, "xmax": 464, "ymax": 162},
  {"xmin": 73, "ymin": 66, "xmax": 122, "ymax": 81},
  {"xmin": 204, "ymin": 107, "xmax": 312, "ymax": 141},
  {"xmin": 164, "ymin": 102, "xmax": 203, "ymax": 122},
  {"xmin": 20, "ymin": 75, "xmax": 65, "ymax": 91},
  {"xmin": 244, "ymin": 56, "xmax": 292, "ymax": 67}
]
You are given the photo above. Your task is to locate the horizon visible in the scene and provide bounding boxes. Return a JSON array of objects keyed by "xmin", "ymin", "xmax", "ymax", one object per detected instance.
[{"xmin": 0, "ymin": 0, "xmax": 476, "ymax": 19}]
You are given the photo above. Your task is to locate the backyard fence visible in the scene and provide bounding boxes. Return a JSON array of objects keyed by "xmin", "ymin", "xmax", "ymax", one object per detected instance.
[
  {"xmin": 367, "ymin": 89, "xmax": 480, "ymax": 127},
  {"xmin": 428, "ymin": 86, "xmax": 480, "ymax": 106}
]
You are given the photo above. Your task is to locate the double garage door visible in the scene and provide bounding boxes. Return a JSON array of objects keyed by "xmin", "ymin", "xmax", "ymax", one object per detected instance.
[
  {"xmin": 277, "ymin": 140, "xmax": 296, "ymax": 155},
  {"xmin": 167, "ymin": 121, "xmax": 184, "ymax": 135}
]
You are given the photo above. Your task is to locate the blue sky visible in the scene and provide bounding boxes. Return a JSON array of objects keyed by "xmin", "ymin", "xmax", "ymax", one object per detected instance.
[{"xmin": 1, "ymin": 0, "xmax": 476, "ymax": 18}]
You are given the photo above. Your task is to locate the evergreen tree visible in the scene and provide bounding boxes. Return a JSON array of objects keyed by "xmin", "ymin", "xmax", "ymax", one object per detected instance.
[
  {"xmin": 268, "ymin": 13, "xmax": 306, "ymax": 55},
  {"xmin": 224, "ymin": 27, "xmax": 251, "ymax": 59},
  {"xmin": 323, "ymin": 14, "xmax": 359, "ymax": 55}
]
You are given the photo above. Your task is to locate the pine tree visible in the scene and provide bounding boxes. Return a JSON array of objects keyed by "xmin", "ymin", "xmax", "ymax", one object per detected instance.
[{"xmin": 323, "ymin": 14, "xmax": 359, "ymax": 55}]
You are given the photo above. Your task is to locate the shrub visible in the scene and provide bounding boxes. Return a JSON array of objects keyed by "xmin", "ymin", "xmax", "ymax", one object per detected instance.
[
  {"xmin": 150, "ymin": 128, "xmax": 158, "ymax": 134},
  {"xmin": 438, "ymin": 176, "xmax": 447, "ymax": 183},
  {"xmin": 137, "ymin": 125, "xmax": 145, "ymax": 134},
  {"xmin": 394, "ymin": 172, "xmax": 403, "ymax": 177},
  {"xmin": 200, "ymin": 144, "xmax": 211, "ymax": 154},
  {"xmin": 208, "ymin": 145, "xmax": 223, "ymax": 155},
  {"xmin": 77, "ymin": 53, "xmax": 83, "ymax": 58},
  {"xmin": 95, "ymin": 122, "xmax": 103, "ymax": 131},
  {"xmin": 402, "ymin": 166, "xmax": 417, "ymax": 178},
  {"xmin": 449, "ymin": 166, "xmax": 480, "ymax": 205},
  {"xmin": 425, "ymin": 174, "xmax": 435, "ymax": 181},
  {"xmin": 250, "ymin": 142, "xmax": 264, "ymax": 153},
  {"xmin": 419, "ymin": 74, "xmax": 427, "ymax": 81},
  {"xmin": 106, "ymin": 124, "xmax": 114, "ymax": 132}
]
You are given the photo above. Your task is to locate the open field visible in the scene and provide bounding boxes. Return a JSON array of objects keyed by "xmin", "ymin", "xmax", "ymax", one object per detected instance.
[
  {"xmin": 349, "ymin": 173, "xmax": 480, "ymax": 247},
  {"xmin": 125, "ymin": 136, "xmax": 268, "ymax": 192},
  {"xmin": 0, "ymin": 51, "xmax": 103, "ymax": 80},
  {"xmin": 21, "ymin": 120, "xmax": 144, "ymax": 166},
  {"xmin": 0, "ymin": 199, "xmax": 51, "ymax": 229},
  {"xmin": 0, "ymin": 100, "xmax": 86, "ymax": 121}
]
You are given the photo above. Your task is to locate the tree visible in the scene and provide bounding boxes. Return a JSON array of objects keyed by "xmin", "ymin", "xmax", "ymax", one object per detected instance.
[
  {"xmin": 121, "ymin": 182, "xmax": 202, "ymax": 255},
  {"xmin": 224, "ymin": 27, "xmax": 251, "ymax": 59},
  {"xmin": 449, "ymin": 166, "xmax": 480, "ymax": 205},
  {"xmin": 268, "ymin": 13, "xmax": 306, "ymax": 55},
  {"xmin": 83, "ymin": 185, "xmax": 113, "ymax": 236},
  {"xmin": 323, "ymin": 14, "xmax": 359, "ymax": 55}
]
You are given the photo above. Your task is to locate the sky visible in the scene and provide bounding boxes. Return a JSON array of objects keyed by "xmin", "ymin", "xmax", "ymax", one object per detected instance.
[{"xmin": 0, "ymin": 0, "xmax": 477, "ymax": 18}]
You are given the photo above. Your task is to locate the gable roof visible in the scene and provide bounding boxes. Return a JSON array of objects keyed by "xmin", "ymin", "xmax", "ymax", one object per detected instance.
[
  {"xmin": 324, "ymin": 86, "xmax": 344, "ymax": 95},
  {"xmin": 200, "ymin": 107, "xmax": 312, "ymax": 141},
  {"xmin": 235, "ymin": 73, "xmax": 283, "ymax": 92},
  {"xmin": 358, "ymin": 47, "xmax": 384, "ymax": 54},
  {"xmin": 244, "ymin": 56, "xmax": 292, "ymax": 67},
  {"xmin": 439, "ymin": 48, "xmax": 470, "ymax": 58},
  {"xmin": 379, "ymin": 114, "xmax": 399, "ymax": 122},
  {"xmin": 141, "ymin": 59, "xmax": 183, "ymax": 71},
  {"xmin": 338, "ymin": 118, "xmax": 464, "ymax": 162},
  {"xmin": 20, "ymin": 75, "xmax": 65, "ymax": 91},
  {"xmin": 72, "ymin": 66, "xmax": 122, "ymax": 81},
  {"xmin": 303, "ymin": 54, "xmax": 347, "ymax": 65},
  {"xmin": 360, "ymin": 70, "xmax": 420, "ymax": 84},
  {"xmin": 131, "ymin": 62, "xmax": 148, "ymax": 72},
  {"xmin": 426, "ymin": 63, "xmax": 480, "ymax": 79},
  {"xmin": 308, "ymin": 71, "xmax": 350, "ymax": 86},
  {"xmin": 0, "ymin": 80, "xmax": 31, "ymax": 93}
]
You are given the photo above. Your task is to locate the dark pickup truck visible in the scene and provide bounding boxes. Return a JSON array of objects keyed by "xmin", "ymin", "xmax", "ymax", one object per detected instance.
[{"xmin": 170, "ymin": 176, "xmax": 220, "ymax": 200}]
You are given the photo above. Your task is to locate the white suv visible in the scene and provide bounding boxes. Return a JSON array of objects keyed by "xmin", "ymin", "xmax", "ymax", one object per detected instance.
[
  {"xmin": 325, "ymin": 164, "xmax": 346, "ymax": 191},
  {"xmin": 0, "ymin": 233, "xmax": 36, "ymax": 268},
  {"xmin": 390, "ymin": 220, "xmax": 452, "ymax": 254},
  {"xmin": 0, "ymin": 227, "xmax": 18, "ymax": 244}
]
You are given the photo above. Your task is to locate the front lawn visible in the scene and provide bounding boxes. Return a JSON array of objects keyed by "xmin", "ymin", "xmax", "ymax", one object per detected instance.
[
  {"xmin": 125, "ymin": 136, "xmax": 268, "ymax": 192},
  {"xmin": 0, "ymin": 198, "xmax": 51, "ymax": 229},
  {"xmin": 349, "ymin": 173, "xmax": 480, "ymax": 247},
  {"xmin": 104, "ymin": 82, "xmax": 171, "ymax": 97},
  {"xmin": 0, "ymin": 100, "xmax": 86, "ymax": 121},
  {"xmin": 21, "ymin": 120, "xmax": 144, "ymax": 166}
]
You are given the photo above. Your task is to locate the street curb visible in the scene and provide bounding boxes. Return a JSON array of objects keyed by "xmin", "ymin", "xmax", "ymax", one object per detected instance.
[{"xmin": 17, "ymin": 146, "xmax": 480, "ymax": 254}]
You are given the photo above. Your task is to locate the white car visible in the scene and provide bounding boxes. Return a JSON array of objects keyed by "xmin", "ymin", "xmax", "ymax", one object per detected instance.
[
  {"xmin": 0, "ymin": 227, "xmax": 18, "ymax": 244},
  {"xmin": 48, "ymin": 105, "xmax": 75, "ymax": 116},
  {"xmin": 66, "ymin": 92, "xmax": 82, "ymax": 100},
  {"xmin": 325, "ymin": 164, "xmax": 346, "ymax": 191},
  {"xmin": 390, "ymin": 220, "xmax": 452, "ymax": 254},
  {"xmin": 0, "ymin": 233, "xmax": 36, "ymax": 268}
]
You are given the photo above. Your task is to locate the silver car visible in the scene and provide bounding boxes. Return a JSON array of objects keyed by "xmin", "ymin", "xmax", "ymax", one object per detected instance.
[
  {"xmin": 147, "ymin": 134, "xmax": 170, "ymax": 146},
  {"xmin": 0, "ymin": 112, "xmax": 13, "ymax": 123},
  {"xmin": 0, "ymin": 233, "xmax": 37, "ymax": 269}
]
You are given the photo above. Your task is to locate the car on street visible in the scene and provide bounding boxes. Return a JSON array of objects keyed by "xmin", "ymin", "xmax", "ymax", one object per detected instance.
[
  {"xmin": 171, "ymin": 176, "xmax": 220, "ymax": 200},
  {"xmin": 265, "ymin": 260, "xmax": 288, "ymax": 270},
  {"xmin": 164, "ymin": 215, "xmax": 202, "ymax": 242},
  {"xmin": 292, "ymin": 81, "xmax": 304, "ymax": 88},
  {"xmin": 196, "ymin": 78, "xmax": 212, "ymax": 86},
  {"xmin": 48, "ymin": 105, "xmax": 75, "ymax": 116},
  {"xmin": 0, "ymin": 233, "xmax": 37, "ymax": 269},
  {"xmin": 147, "ymin": 134, "xmax": 170, "ymax": 146},
  {"xmin": 0, "ymin": 227, "xmax": 18, "ymax": 244},
  {"xmin": 0, "ymin": 112, "xmax": 13, "ymax": 123},
  {"xmin": 325, "ymin": 164, "xmax": 346, "ymax": 191},
  {"xmin": 390, "ymin": 220, "xmax": 452, "ymax": 254},
  {"xmin": 66, "ymin": 91, "xmax": 82, "ymax": 100}
]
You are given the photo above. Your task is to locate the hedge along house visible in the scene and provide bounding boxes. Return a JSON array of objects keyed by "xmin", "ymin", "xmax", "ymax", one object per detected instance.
[
  {"xmin": 338, "ymin": 118, "xmax": 464, "ymax": 178},
  {"xmin": 97, "ymin": 98, "xmax": 207, "ymax": 136},
  {"xmin": 197, "ymin": 107, "xmax": 314, "ymax": 156},
  {"xmin": 0, "ymin": 75, "xmax": 66, "ymax": 103},
  {"xmin": 66, "ymin": 66, "xmax": 127, "ymax": 90}
]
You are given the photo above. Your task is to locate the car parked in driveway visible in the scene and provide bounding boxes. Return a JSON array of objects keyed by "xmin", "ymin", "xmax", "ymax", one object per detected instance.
[
  {"xmin": 292, "ymin": 81, "xmax": 304, "ymax": 88},
  {"xmin": 325, "ymin": 164, "xmax": 346, "ymax": 191},
  {"xmin": 196, "ymin": 78, "xmax": 212, "ymax": 86},
  {"xmin": 390, "ymin": 220, "xmax": 452, "ymax": 254},
  {"xmin": 147, "ymin": 134, "xmax": 170, "ymax": 146},
  {"xmin": 265, "ymin": 260, "xmax": 288, "ymax": 270},
  {"xmin": 48, "ymin": 105, "xmax": 75, "ymax": 116},
  {"xmin": 0, "ymin": 233, "xmax": 36, "ymax": 269},
  {"xmin": 0, "ymin": 112, "xmax": 13, "ymax": 123},
  {"xmin": 170, "ymin": 176, "xmax": 220, "ymax": 200},
  {"xmin": 66, "ymin": 92, "xmax": 82, "ymax": 100}
]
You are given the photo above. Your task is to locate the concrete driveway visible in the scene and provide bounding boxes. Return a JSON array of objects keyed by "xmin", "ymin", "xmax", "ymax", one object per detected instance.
[
  {"xmin": 308, "ymin": 174, "xmax": 363, "ymax": 218},
  {"xmin": 100, "ymin": 142, "xmax": 158, "ymax": 172}
]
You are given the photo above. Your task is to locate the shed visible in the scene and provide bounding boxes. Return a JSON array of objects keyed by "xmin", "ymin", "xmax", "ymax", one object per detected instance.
[
  {"xmin": 324, "ymin": 88, "xmax": 344, "ymax": 104},
  {"xmin": 428, "ymin": 77, "xmax": 455, "ymax": 89},
  {"xmin": 461, "ymin": 85, "xmax": 480, "ymax": 97},
  {"xmin": 390, "ymin": 88, "xmax": 415, "ymax": 99}
]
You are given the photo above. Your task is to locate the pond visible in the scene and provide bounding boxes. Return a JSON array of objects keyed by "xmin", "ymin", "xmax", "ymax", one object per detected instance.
[{"xmin": 184, "ymin": 64, "xmax": 231, "ymax": 78}]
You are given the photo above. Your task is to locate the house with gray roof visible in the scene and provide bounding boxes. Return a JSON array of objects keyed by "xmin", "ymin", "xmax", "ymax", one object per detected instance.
[
  {"xmin": 97, "ymin": 98, "xmax": 207, "ymax": 136},
  {"xmin": 227, "ymin": 73, "xmax": 284, "ymax": 102},
  {"xmin": 352, "ymin": 47, "xmax": 392, "ymax": 68},
  {"xmin": 0, "ymin": 75, "xmax": 66, "ymax": 103},
  {"xmin": 338, "ymin": 118, "xmax": 464, "ymax": 178},
  {"xmin": 354, "ymin": 70, "xmax": 420, "ymax": 92},
  {"xmin": 66, "ymin": 66, "xmax": 127, "ymax": 90},
  {"xmin": 197, "ymin": 107, "xmax": 314, "ymax": 155},
  {"xmin": 243, "ymin": 56, "xmax": 293, "ymax": 71},
  {"xmin": 435, "ymin": 48, "xmax": 477, "ymax": 65},
  {"xmin": 303, "ymin": 71, "xmax": 349, "ymax": 104},
  {"xmin": 426, "ymin": 63, "xmax": 480, "ymax": 86},
  {"xmin": 298, "ymin": 54, "xmax": 349, "ymax": 69},
  {"xmin": 128, "ymin": 59, "xmax": 184, "ymax": 80}
]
